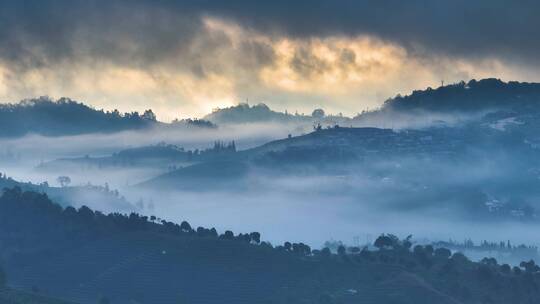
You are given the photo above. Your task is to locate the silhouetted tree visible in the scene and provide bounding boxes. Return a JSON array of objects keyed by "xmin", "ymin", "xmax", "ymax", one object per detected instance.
[
  {"xmin": 249, "ymin": 232, "xmax": 261, "ymax": 244},
  {"xmin": 180, "ymin": 221, "xmax": 192, "ymax": 232},
  {"xmin": 520, "ymin": 260, "xmax": 540, "ymax": 273},
  {"xmin": 312, "ymin": 108, "xmax": 325, "ymax": 119},
  {"xmin": 434, "ymin": 248, "xmax": 451, "ymax": 259},
  {"xmin": 57, "ymin": 176, "xmax": 71, "ymax": 187},
  {"xmin": 374, "ymin": 234, "xmax": 394, "ymax": 249},
  {"xmin": 451, "ymin": 252, "xmax": 470, "ymax": 264},
  {"xmin": 320, "ymin": 247, "xmax": 331, "ymax": 258},
  {"xmin": 284, "ymin": 242, "xmax": 292, "ymax": 251},
  {"xmin": 142, "ymin": 109, "xmax": 157, "ymax": 121},
  {"xmin": 222, "ymin": 230, "xmax": 234, "ymax": 240},
  {"xmin": 480, "ymin": 257, "xmax": 498, "ymax": 266}
]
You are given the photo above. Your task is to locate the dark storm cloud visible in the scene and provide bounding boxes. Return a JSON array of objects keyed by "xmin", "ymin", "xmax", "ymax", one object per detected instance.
[
  {"xmin": 0, "ymin": 0, "xmax": 224, "ymax": 72},
  {"xmin": 208, "ymin": 0, "xmax": 540, "ymax": 62},
  {"xmin": 290, "ymin": 47, "xmax": 330, "ymax": 76},
  {"xmin": 0, "ymin": 0, "xmax": 539, "ymax": 70}
]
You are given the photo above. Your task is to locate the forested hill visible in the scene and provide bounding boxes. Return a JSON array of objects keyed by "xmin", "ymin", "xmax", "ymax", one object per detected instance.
[
  {"xmin": 204, "ymin": 103, "xmax": 298, "ymax": 124},
  {"xmin": 204, "ymin": 79, "xmax": 540, "ymax": 126},
  {"xmin": 203, "ymin": 102, "xmax": 353, "ymax": 125},
  {"xmin": 4, "ymin": 79, "xmax": 540, "ymax": 137},
  {"xmin": 380, "ymin": 78, "xmax": 540, "ymax": 113},
  {"xmin": 0, "ymin": 97, "xmax": 160, "ymax": 137},
  {"xmin": 0, "ymin": 97, "xmax": 158, "ymax": 137},
  {"xmin": 2, "ymin": 188, "xmax": 540, "ymax": 304}
]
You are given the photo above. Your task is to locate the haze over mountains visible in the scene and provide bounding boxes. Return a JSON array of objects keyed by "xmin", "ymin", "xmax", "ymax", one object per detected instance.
[
  {"xmin": 4, "ymin": 79, "xmax": 540, "ymax": 303},
  {"xmin": 3, "ymin": 78, "xmax": 539, "ymax": 138},
  {"xmin": 4, "ymin": 1, "xmax": 540, "ymax": 303}
]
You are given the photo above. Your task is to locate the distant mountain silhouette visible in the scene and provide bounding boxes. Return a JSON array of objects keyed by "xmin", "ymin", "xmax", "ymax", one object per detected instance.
[
  {"xmin": 204, "ymin": 103, "xmax": 297, "ymax": 123},
  {"xmin": 0, "ymin": 97, "xmax": 160, "ymax": 137},
  {"xmin": 204, "ymin": 102, "xmax": 352, "ymax": 125},
  {"xmin": 205, "ymin": 79, "xmax": 540, "ymax": 127},
  {"xmin": 39, "ymin": 141, "xmax": 239, "ymax": 173},
  {"xmin": 138, "ymin": 160, "xmax": 250, "ymax": 190},
  {"xmin": 379, "ymin": 78, "xmax": 540, "ymax": 113},
  {"xmin": 4, "ymin": 79, "xmax": 537, "ymax": 137},
  {"xmin": 0, "ymin": 97, "xmax": 215, "ymax": 138}
]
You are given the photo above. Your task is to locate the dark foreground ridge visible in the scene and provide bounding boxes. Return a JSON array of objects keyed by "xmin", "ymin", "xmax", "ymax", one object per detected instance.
[{"xmin": 1, "ymin": 188, "xmax": 540, "ymax": 304}]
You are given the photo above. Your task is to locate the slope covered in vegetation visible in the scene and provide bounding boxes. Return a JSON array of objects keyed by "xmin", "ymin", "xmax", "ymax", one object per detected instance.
[
  {"xmin": 0, "ymin": 97, "xmax": 160, "ymax": 137},
  {"xmin": 380, "ymin": 78, "xmax": 540, "ymax": 113},
  {"xmin": 1, "ymin": 188, "xmax": 540, "ymax": 303},
  {"xmin": 0, "ymin": 97, "xmax": 215, "ymax": 138}
]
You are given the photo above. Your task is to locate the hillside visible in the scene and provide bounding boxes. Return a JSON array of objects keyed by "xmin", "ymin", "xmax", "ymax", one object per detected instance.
[
  {"xmin": 204, "ymin": 103, "xmax": 305, "ymax": 124},
  {"xmin": 136, "ymin": 122, "xmax": 540, "ymax": 222},
  {"xmin": 0, "ymin": 97, "xmax": 216, "ymax": 138},
  {"xmin": 204, "ymin": 103, "xmax": 352, "ymax": 126},
  {"xmin": 205, "ymin": 79, "xmax": 540, "ymax": 127},
  {"xmin": 377, "ymin": 78, "xmax": 540, "ymax": 114},
  {"xmin": 0, "ymin": 97, "xmax": 161, "ymax": 137},
  {"xmin": 2, "ymin": 188, "xmax": 540, "ymax": 304},
  {"xmin": 0, "ymin": 289, "xmax": 76, "ymax": 304},
  {"xmin": 0, "ymin": 174, "xmax": 135, "ymax": 212},
  {"xmin": 4, "ymin": 79, "xmax": 540, "ymax": 138},
  {"xmin": 242, "ymin": 126, "xmax": 460, "ymax": 161},
  {"xmin": 39, "ymin": 141, "xmax": 238, "ymax": 170},
  {"xmin": 138, "ymin": 160, "xmax": 250, "ymax": 190}
]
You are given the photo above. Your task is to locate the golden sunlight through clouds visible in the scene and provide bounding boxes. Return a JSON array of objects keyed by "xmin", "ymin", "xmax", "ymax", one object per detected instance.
[{"xmin": 0, "ymin": 17, "xmax": 534, "ymax": 121}]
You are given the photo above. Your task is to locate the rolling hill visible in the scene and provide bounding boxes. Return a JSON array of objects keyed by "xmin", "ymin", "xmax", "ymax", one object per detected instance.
[
  {"xmin": 204, "ymin": 79, "xmax": 540, "ymax": 127},
  {"xmin": 0, "ymin": 97, "xmax": 215, "ymax": 138},
  {"xmin": 381, "ymin": 78, "xmax": 540, "ymax": 113},
  {"xmin": 0, "ymin": 174, "xmax": 135, "ymax": 212},
  {"xmin": 1, "ymin": 187, "xmax": 540, "ymax": 304}
]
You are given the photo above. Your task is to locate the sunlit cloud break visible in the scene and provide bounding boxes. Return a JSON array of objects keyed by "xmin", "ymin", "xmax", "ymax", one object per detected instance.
[{"xmin": 0, "ymin": 1, "xmax": 539, "ymax": 120}]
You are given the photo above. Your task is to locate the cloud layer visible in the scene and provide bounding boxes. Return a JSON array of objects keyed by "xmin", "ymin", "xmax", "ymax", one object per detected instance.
[{"xmin": 1, "ymin": 0, "xmax": 539, "ymax": 120}]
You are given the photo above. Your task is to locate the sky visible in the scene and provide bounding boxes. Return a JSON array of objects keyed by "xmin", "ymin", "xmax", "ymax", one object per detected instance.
[{"xmin": 1, "ymin": 0, "xmax": 540, "ymax": 121}]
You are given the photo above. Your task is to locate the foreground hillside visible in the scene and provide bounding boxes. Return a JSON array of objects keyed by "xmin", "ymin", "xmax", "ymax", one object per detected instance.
[{"xmin": 1, "ymin": 188, "xmax": 540, "ymax": 304}]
